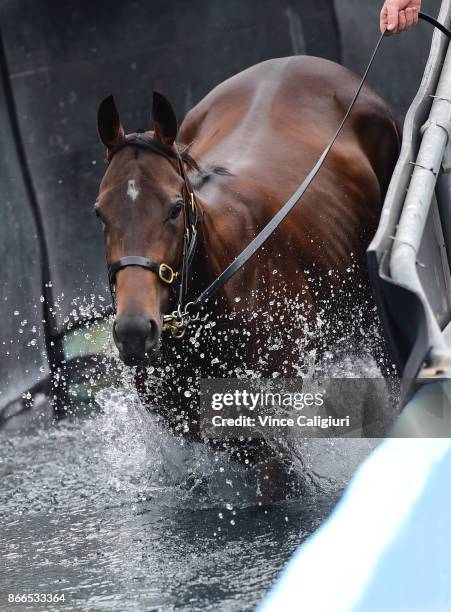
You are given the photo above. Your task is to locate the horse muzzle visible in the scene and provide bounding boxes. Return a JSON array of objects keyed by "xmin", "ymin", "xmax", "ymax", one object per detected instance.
[{"xmin": 113, "ymin": 313, "xmax": 160, "ymax": 365}]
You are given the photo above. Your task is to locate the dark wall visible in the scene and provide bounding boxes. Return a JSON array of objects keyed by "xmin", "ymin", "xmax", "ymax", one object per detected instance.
[{"xmin": 0, "ymin": 29, "xmax": 49, "ymax": 410}]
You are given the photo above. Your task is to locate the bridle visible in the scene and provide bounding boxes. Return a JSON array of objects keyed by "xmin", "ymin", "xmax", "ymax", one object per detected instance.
[
  {"xmin": 102, "ymin": 13, "xmax": 451, "ymax": 343},
  {"xmin": 106, "ymin": 133, "xmax": 200, "ymax": 338}
]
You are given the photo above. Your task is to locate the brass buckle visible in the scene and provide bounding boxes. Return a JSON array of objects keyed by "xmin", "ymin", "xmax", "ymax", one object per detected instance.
[{"xmin": 159, "ymin": 263, "xmax": 176, "ymax": 284}]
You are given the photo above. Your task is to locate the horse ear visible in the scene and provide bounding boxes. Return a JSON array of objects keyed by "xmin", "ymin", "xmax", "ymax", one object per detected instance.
[
  {"xmin": 97, "ymin": 95, "xmax": 125, "ymax": 150},
  {"xmin": 152, "ymin": 91, "xmax": 178, "ymax": 146}
]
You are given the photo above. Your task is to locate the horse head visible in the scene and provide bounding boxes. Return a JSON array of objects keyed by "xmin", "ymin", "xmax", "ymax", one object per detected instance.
[{"xmin": 96, "ymin": 92, "xmax": 190, "ymax": 365}]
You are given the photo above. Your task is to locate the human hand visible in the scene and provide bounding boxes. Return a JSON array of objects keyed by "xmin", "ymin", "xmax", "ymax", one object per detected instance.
[{"xmin": 380, "ymin": 0, "xmax": 421, "ymax": 34}]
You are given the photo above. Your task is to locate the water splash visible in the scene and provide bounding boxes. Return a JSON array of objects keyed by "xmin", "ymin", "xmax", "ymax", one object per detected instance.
[{"xmin": 2, "ymin": 262, "xmax": 398, "ymax": 515}]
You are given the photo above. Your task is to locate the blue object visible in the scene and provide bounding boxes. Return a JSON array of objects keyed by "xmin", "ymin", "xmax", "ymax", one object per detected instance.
[{"xmin": 259, "ymin": 382, "xmax": 451, "ymax": 612}]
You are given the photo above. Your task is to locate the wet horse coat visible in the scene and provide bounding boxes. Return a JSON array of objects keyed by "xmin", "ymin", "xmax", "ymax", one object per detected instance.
[
  {"xmin": 96, "ymin": 55, "xmax": 399, "ymax": 431},
  {"xmin": 178, "ymin": 56, "xmax": 398, "ymax": 362}
]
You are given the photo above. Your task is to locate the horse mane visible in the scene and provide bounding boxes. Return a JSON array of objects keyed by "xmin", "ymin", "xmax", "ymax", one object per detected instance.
[{"xmin": 176, "ymin": 142, "xmax": 232, "ymax": 189}]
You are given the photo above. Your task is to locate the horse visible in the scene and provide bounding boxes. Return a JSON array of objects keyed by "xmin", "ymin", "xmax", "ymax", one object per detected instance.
[{"xmin": 95, "ymin": 56, "xmax": 399, "ymax": 497}]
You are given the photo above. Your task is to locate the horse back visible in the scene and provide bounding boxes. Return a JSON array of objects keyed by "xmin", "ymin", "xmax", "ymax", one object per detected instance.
[
  {"xmin": 179, "ymin": 56, "xmax": 399, "ymax": 302},
  {"xmin": 180, "ymin": 55, "xmax": 398, "ymax": 189}
]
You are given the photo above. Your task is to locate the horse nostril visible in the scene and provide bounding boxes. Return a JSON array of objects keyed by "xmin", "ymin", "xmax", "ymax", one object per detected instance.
[
  {"xmin": 113, "ymin": 314, "xmax": 160, "ymax": 360},
  {"xmin": 145, "ymin": 319, "xmax": 159, "ymax": 353}
]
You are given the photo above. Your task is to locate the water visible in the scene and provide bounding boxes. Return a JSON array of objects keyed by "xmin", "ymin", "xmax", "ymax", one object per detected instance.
[
  {"xmin": 0, "ymin": 379, "xmax": 380, "ymax": 611},
  {"xmin": 0, "ymin": 288, "xmax": 391, "ymax": 611}
]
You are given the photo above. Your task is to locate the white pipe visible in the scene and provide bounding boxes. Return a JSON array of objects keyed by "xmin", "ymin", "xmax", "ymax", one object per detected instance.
[{"xmin": 390, "ymin": 38, "xmax": 451, "ymax": 352}]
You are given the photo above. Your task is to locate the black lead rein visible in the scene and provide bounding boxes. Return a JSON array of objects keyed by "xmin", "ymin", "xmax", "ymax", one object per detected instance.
[
  {"xmin": 178, "ymin": 12, "xmax": 451, "ymax": 325},
  {"xmin": 419, "ymin": 10, "xmax": 451, "ymax": 37}
]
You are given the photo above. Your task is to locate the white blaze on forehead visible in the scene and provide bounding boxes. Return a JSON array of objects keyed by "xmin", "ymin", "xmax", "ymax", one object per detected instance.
[{"xmin": 127, "ymin": 179, "xmax": 140, "ymax": 202}]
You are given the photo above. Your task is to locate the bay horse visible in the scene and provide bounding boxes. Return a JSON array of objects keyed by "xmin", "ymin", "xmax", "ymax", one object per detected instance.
[{"xmin": 95, "ymin": 56, "xmax": 399, "ymax": 496}]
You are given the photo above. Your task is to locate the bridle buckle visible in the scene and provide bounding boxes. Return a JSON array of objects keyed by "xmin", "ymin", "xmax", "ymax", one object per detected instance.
[{"xmin": 158, "ymin": 262, "xmax": 177, "ymax": 284}]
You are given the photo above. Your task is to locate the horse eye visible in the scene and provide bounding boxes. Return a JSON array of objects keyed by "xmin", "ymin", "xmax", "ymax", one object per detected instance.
[{"xmin": 169, "ymin": 201, "xmax": 184, "ymax": 220}]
